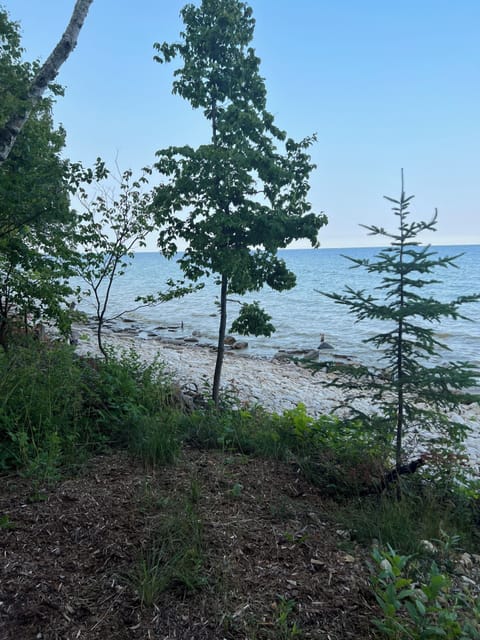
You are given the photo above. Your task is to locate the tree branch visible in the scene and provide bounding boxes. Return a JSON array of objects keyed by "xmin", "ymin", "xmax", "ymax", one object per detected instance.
[{"xmin": 0, "ymin": 0, "xmax": 94, "ymax": 165}]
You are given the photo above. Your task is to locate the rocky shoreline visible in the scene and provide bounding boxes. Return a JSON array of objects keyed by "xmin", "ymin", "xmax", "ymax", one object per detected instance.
[
  {"xmin": 71, "ymin": 317, "xmax": 480, "ymax": 468},
  {"xmin": 73, "ymin": 318, "xmax": 353, "ymax": 416},
  {"xmin": 72, "ymin": 315, "xmax": 348, "ymax": 363}
]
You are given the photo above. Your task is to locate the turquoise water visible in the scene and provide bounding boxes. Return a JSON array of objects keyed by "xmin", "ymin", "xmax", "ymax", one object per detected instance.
[{"xmin": 75, "ymin": 245, "xmax": 480, "ymax": 369}]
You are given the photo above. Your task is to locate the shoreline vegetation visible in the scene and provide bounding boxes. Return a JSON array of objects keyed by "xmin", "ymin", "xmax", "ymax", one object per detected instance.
[
  {"xmin": 2, "ymin": 322, "xmax": 480, "ymax": 639},
  {"xmin": 71, "ymin": 318, "xmax": 480, "ymax": 466}
]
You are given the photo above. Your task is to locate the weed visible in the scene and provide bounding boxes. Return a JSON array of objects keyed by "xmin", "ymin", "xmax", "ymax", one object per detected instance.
[
  {"xmin": 26, "ymin": 489, "xmax": 48, "ymax": 504},
  {"xmin": 269, "ymin": 498, "xmax": 296, "ymax": 522},
  {"xmin": 0, "ymin": 514, "xmax": 14, "ymax": 529},
  {"xmin": 131, "ymin": 544, "xmax": 170, "ymax": 606},
  {"xmin": 189, "ymin": 477, "xmax": 201, "ymax": 504},
  {"xmin": 128, "ymin": 411, "xmax": 181, "ymax": 468},
  {"xmin": 282, "ymin": 531, "xmax": 309, "ymax": 546},
  {"xmin": 275, "ymin": 597, "xmax": 303, "ymax": 639},
  {"xmin": 229, "ymin": 482, "xmax": 243, "ymax": 498},
  {"xmin": 371, "ymin": 545, "xmax": 480, "ymax": 638},
  {"xmin": 128, "ymin": 492, "xmax": 207, "ymax": 606}
]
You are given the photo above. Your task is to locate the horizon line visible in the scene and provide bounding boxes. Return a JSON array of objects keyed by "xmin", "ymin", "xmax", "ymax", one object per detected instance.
[{"xmin": 133, "ymin": 242, "xmax": 480, "ymax": 254}]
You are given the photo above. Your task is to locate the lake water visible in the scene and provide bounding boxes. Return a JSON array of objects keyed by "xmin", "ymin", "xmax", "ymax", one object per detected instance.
[{"xmin": 75, "ymin": 245, "xmax": 480, "ymax": 371}]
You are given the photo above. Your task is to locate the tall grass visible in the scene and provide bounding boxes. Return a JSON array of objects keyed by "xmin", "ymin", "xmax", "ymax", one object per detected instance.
[
  {"xmin": 334, "ymin": 485, "xmax": 479, "ymax": 555},
  {"xmin": 0, "ymin": 340, "xmax": 85, "ymax": 477},
  {"xmin": 0, "ymin": 340, "xmax": 177, "ymax": 479}
]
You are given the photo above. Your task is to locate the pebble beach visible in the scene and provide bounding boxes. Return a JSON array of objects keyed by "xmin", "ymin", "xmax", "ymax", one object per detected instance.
[{"xmin": 72, "ymin": 320, "xmax": 480, "ymax": 468}]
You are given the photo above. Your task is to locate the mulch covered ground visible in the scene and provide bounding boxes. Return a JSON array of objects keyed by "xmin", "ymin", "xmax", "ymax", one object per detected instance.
[{"xmin": 0, "ymin": 449, "xmax": 378, "ymax": 639}]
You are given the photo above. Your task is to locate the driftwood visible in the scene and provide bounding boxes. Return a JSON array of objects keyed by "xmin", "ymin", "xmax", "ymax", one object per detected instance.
[
  {"xmin": 381, "ymin": 456, "xmax": 426, "ymax": 488},
  {"xmin": 358, "ymin": 456, "xmax": 426, "ymax": 495}
]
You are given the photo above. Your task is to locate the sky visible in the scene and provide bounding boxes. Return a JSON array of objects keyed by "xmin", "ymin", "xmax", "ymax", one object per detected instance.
[{"xmin": 5, "ymin": 0, "xmax": 480, "ymax": 249}]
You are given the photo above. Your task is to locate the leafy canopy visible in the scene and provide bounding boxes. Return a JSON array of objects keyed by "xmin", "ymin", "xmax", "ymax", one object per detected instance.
[{"xmin": 0, "ymin": 8, "xmax": 77, "ymax": 347}]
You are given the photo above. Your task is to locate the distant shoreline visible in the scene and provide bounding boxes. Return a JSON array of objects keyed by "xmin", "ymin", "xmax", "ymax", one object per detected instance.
[{"xmin": 130, "ymin": 242, "xmax": 480, "ymax": 255}]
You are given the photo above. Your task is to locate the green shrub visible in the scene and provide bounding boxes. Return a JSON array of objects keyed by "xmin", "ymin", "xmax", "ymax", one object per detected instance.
[
  {"xmin": 0, "ymin": 341, "xmax": 85, "ymax": 478},
  {"xmin": 371, "ymin": 544, "xmax": 480, "ymax": 639},
  {"xmin": 0, "ymin": 342, "xmax": 176, "ymax": 478},
  {"xmin": 80, "ymin": 346, "xmax": 173, "ymax": 443},
  {"xmin": 269, "ymin": 404, "xmax": 389, "ymax": 494}
]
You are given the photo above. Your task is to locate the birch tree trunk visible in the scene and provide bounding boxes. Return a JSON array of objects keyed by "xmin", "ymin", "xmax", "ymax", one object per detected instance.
[{"xmin": 0, "ymin": 0, "xmax": 94, "ymax": 165}]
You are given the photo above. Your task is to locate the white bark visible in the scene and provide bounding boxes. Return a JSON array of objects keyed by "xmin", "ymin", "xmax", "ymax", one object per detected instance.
[{"xmin": 0, "ymin": 0, "xmax": 94, "ymax": 165}]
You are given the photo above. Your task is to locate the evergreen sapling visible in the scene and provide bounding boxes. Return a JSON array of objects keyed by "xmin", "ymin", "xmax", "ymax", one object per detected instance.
[{"xmin": 319, "ymin": 174, "xmax": 480, "ymax": 495}]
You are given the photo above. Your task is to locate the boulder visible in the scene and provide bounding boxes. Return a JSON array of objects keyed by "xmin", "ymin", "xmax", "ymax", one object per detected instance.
[
  {"xmin": 318, "ymin": 341, "xmax": 334, "ymax": 350},
  {"xmin": 273, "ymin": 352, "xmax": 292, "ymax": 362},
  {"xmin": 232, "ymin": 341, "xmax": 248, "ymax": 350},
  {"xmin": 318, "ymin": 333, "xmax": 334, "ymax": 349},
  {"xmin": 302, "ymin": 349, "xmax": 319, "ymax": 361}
]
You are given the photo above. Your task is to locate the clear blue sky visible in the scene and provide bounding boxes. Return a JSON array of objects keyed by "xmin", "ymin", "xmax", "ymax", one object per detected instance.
[{"xmin": 5, "ymin": 0, "xmax": 480, "ymax": 248}]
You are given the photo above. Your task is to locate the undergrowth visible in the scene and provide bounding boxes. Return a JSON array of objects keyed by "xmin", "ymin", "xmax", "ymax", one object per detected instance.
[
  {"xmin": 371, "ymin": 542, "xmax": 480, "ymax": 638},
  {"xmin": 128, "ymin": 489, "xmax": 207, "ymax": 605},
  {"xmin": 0, "ymin": 339, "xmax": 175, "ymax": 479},
  {"xmin": 1, "ymin": 339, "xmax": 478, "ymax": 577}
]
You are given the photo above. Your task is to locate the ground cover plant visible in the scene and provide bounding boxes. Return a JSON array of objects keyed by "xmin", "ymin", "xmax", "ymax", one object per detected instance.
[{"xmin": 371, "ymin": 543, "xmax": 480, "ymax": 639}]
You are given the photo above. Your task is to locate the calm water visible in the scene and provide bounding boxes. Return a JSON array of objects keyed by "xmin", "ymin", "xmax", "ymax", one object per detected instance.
[{"xmin": 75, "ymin": 245, "xmax": 480, "ymax": 370}]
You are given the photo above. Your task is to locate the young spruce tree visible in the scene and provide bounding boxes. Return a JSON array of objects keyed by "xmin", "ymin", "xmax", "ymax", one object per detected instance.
[
  {"xmin": 153, "ymin": 0, "xmax": 326, "ymax": 405},
  {"xmin": 322, "ymin": 174, "xmax": 479, "ymax": 496}
]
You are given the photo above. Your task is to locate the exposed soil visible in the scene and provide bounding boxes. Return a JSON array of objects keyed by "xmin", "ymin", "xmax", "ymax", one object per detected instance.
[{"xmin": 0, "ymin": 449, "xmax": 378, "ymax": 639}]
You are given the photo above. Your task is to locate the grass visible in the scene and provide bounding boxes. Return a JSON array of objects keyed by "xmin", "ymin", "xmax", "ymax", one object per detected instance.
[
  {"xmin": 333, "ymin": 480, "xmax": 479, "ymax": 556},
  {"xmin": 127, "ymin": 411, "xmax": 182, "ymax": 468},
  {"xmin": 128, "ymin": 491, "xmax": 207, "ymax": 606}
]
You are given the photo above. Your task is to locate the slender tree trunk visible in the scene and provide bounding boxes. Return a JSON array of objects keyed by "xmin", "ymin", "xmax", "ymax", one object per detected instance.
[
  {"xmin": 97, "ymin": 319, "xmax": 107, "ymax": 360},
  {"xmin": 0, "ymin": 0, "xmax": 94, "ymax": 165},
  {"xmin": 396, "ymin": 277, "xmax": 404, "ymax": 500},
  {"xmin": 210, "ymin": 93, "xmax": 224, "ymax": 406},
  {"xmin": 396, "ymin": 358, "xmax": 404, "ymax": 501},
  {"xmin": 212, "ymin": 274, "xmax": 228, "ymax": 406},
  {"xmin": 0, "ymin": 320, "xmax": 8, "ymax": 353},
  {"xmin": 395, "ymin": 172, "xmax": 406, "ymax": 501}
]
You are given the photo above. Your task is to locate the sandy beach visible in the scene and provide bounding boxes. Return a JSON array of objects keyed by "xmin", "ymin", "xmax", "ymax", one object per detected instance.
[{"xmin": 71, "ymin": 321, "xmax": 480, "ymax": 467}]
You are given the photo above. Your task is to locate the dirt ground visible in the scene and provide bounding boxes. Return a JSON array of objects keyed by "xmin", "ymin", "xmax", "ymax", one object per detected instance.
[{"xmin": 0, "ymin": 449, "xmax": 378, "ymax": 639}]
